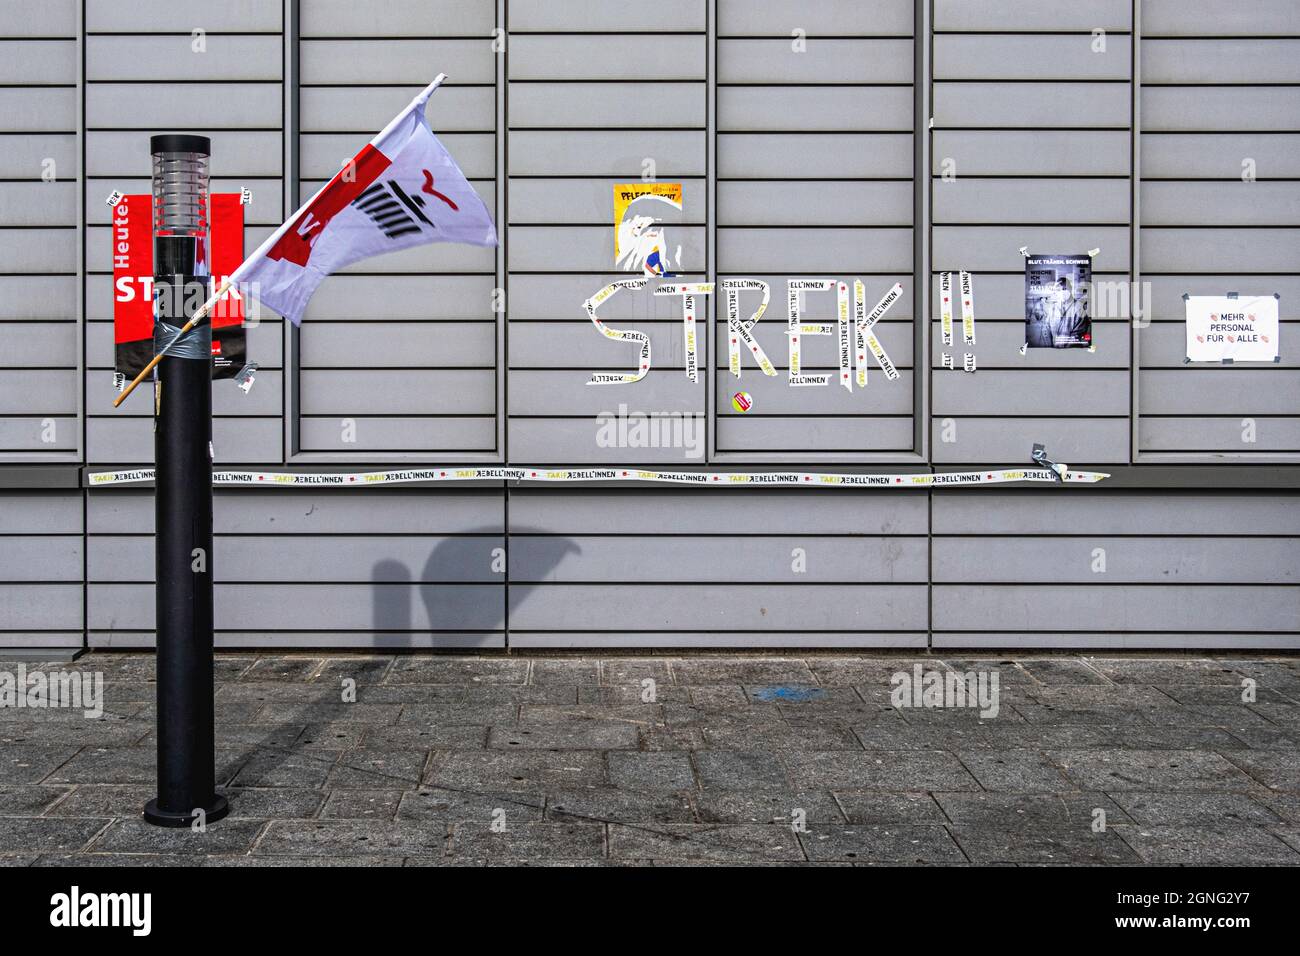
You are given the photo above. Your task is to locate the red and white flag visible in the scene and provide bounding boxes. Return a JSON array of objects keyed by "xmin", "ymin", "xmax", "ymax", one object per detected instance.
[{"xmin": 233, "ymin": 75, "xmax": 496, "ymax": 324}]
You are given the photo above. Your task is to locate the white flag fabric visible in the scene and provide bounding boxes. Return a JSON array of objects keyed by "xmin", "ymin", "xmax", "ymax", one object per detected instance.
[{"xmin": 234, "ymin": 77, "xmax": 496, "ymax": 325}]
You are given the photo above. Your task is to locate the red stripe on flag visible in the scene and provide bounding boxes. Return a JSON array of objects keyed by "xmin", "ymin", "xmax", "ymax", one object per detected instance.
[{"xmin": 267, "ymin": 144, "xmax": 392, "ymax": 267}]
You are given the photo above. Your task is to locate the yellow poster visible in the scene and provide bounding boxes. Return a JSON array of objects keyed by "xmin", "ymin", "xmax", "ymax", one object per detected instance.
[{"xmin": 613, "ymin": 182, "xmax": 682, "ymax": 275}]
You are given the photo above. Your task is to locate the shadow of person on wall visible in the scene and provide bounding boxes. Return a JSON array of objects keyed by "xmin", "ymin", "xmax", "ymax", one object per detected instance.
[{"xmin": 417, "ymin": 527, "xmax": 580, "ymax": 645}]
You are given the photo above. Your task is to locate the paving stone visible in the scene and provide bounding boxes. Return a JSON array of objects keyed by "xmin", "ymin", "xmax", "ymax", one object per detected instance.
[
  {"xmin": 693, "ymin": 750, "xmax": 790, "ymax": 789},
  {"xmin": 800, "ymin": 825, "xmax": 966, "ymax": 863},
  {"xmin": 447, "ymin": 684, "xmax": 579, "ymax": 703},
  {"xmin": 1088, "ymin": 659, "xmax": 1245, "ymax": 685},
  {"xmin": 684, "ymin": 685, "xmax": 753, "ymax": 708},
  {"xmin": 1220, "ymin": 750, "xmax": 1300, "ymax": 791},
  {"xmin": 33, "ymin": 853, "xmax": 202, "ymax": 867},
  {"xmin": 782, "ymin": 750, "xmax": 981, "ymax": 791},
  {"xmin": 1016, "ymin": 659, "xmax": 1110, "ymax": 685},
  {"xmin": 637, "ymin": 725, "xmax": 707, "ymax": 750},
  {"xmin": 664, "ymin": 699, "xmax": 783, "ymax": 726},
  {"xmin": 396, "ymin": 788, "xmax": 544, "ymax": 824},
  {"xmin": 1049, "ymin": 749, "xmax": 1259, "ymax": 792},
  {"xmin": 312, "ymin": 658, "xmax": 395, "ymax": 684},
  {"xmin": 450, "ymin": 822, "xmax": 604, "ymax": 859},
  {"xmin": 1155, "ymin": 683, "xmax": 1295, "ymax": 706},
  {"xmin": 832, "ymin": 791, "xmax": 947, "ymax": 825},
  {"xmin": 224, "ymin": 788, "xmax": 325, "ymax": 820},
  {"xmin": 242, "ymin": 657, "xmax": 324, "ymax": 682},
  {"xmin": 358, "ymin": 724, "xmax": 489, "ymax": 749},
  {"xmin": 45, "ymin": 746, "xmax": 243, "ymax": 786},
  {"xmin": 1, "ymin": 719, "xmax": 146, "ymax": 746},
  {"xmin": 218, "ymin": 682, "xmax": 339, "ymax": 703},
  {"xmin": 488, "ymin": 721, "xmax": 640, "ymax": 750},
  {"xmin": 742, "ymin": 684, "xmax": 851, "ymax": 707},
  {"xmin": 89, "ymin": 818, "xmax": 265, "ymax": 856},
  {"xmin": 0, "ymin": 744, "xmax": 81, "ymax": 784},
  {"xmin": 696, "ymin": 790, "xmax": 843, "ymax": 825},
  {"xmin": 530, "ymin": 660, "xmax": 599, "ymax": 684},
  {"xmin": 254, "ymin": 821, "xmax": 446, "ymax": 857},
  {"xmin": 933, "ymin": 792, "xmax": 1130, "ymax": 828},
  {"xmin": 1115, "ymin": 824, "xmax": 1300, "ymax": 865},
  {"xmin": 0, "ymin": 703, "xmax": 146, "ymax": 724},
  {"xmin": 941, "ymin": 660, "xmax": 1039, "ymax": 687},
  {"xmin": 320, "ymin": 789, "xmax": 402, "ymax": 820},
  {"xmin": 852, "ymin": 723, "xmax": 1001, "ymax": 751},
  {"xmin": 951, "ymin": 825, "xmax": 1141, "ymax": 864},
  {"xmin": 251, "ymin": 703, "xmax": 404, "ymax": 726},
  {"xmin": 1090, "ymin": 725, "xmax": 1252, "ymax": 750},
  {"xmin": 325, "ymin": 748, "xmax": 428, "ymax": 789},
  {"xmin": 386, "ymin": 658, "xmax": 528, "ymax": 685},
  {"xmin": 703, "ymin": 720, "xmax": 862, "ymax": 751},
  {"xmin": 545, "ymin": 788, "xmax": 695, "ymax": 824},
  {"xmin": 599, "ymin": 659, "xmax": 674, "ymax": 686},
  {"xmin": 579, "ymin": 683, "xmax": 691, "ymax": 705},
  {"xmin": 1027, "ymin": 684, "xmax": 1173, "ymax": 706},
  {"xmin": 956, "ymin": 750, "xmax": 1075, "ymax": 792},
  {"xmin": 1272, "ymin": 826, "xmax": 1300, "ymax": 854},
  {"xmin": 206, "ymin": 854, "xmax": 405, "ymax": 867},
  {"xmin": 228, "ymin": 749, "xmax": 340, "ymax": 789},
  {"xmin": 0, "ymin": 816, "xmax": 106, "ymax": 853},
  {"xmin": 0, "ymin": 785, "xmax": 72, "ymax": 816},
  {"xmin": 426, "ymin": 750, "xmax": 608, "ymax": 791},
  {"xmin": 518, "ymin": 702, "xmax": 664, "ymax": 725},
  {"xmin": 42, "ymin": 783, "xmax": 151, "ymax": 817},
  {"xmin": 672, "ymin": 659, "xmax": 816, "ymax": 685},
  {"xmin": 1226, "ymin": 725, "xmax": 1300, "ymax": 749},
  {"xmin": 1108, "ymin": 792, "xmax": 1282, "ymax": 826},
  {"xmin": 806, "ymin": 659, "xmax": 940, "ymax": 687},
  {"xmin": 398, "ymin": 702, "xmax": 521, "ymax": 726},
  {"xmin": 288, "ymin": 722, "xmax": 367, "ymax": 750},
  {"xmin": 98, "ymin": 681, "xmax": 159, "ymax": 704},
  {"xmin": 608, "ymin": 823, "xmax": 803, "ymax": 862},
  {"xmin": 896, "ymin": 706, "xmax": 1022, "ymax": 726},
  {"xmin": 1013, "ymin": 703, "xmax": 1169, "ymax": 727},
  {"xmin": 607, "ymin": 751, "xmax": 696, "ymax": 791},
  {"xmin": 1135, "ymin": 703, "xmax": 1273, "ymax": 729},
  {"xmin": 1243, "ymin": 703, "xmax": 1300, "ymax": 727},
  {"xmin": 213, "ymin": 657, "xmax": 255, "ymax": 681},
  {"xmin": 1256, "ymin": 793, "xmax": 1300, "ymax": 822}
]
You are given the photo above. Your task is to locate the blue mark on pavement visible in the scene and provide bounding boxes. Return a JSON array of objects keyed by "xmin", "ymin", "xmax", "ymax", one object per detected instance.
[{"xmin": 751, "ymin": 685, "xmax": 826, "ymax": 703}]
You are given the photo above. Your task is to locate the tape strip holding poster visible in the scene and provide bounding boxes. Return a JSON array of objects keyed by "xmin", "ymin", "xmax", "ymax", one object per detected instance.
[{"xmin": 89, "ymin": 465, "xmax": 1109, "ymax": 488}]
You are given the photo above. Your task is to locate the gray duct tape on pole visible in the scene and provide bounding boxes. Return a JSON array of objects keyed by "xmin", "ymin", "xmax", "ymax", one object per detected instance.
[{"xmin": 152, "ymin": 314, "xmax": 212, "ymax": 361}]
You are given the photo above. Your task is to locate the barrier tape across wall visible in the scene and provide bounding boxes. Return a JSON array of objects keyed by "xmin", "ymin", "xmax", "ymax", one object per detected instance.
[{"xmin": 88, "ymin": 466, "xmax": 1109, "ymax": 488}]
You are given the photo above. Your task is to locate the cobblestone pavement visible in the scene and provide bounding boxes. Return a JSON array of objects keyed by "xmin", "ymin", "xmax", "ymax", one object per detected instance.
[{"xmin": 2, "ymin": 653, "xmax": 1299, "ymax": 866}]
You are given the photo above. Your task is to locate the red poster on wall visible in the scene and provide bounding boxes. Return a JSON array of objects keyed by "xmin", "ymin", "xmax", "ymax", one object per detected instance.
[{"xmin": 111, "ymin": 193, "xmax": 247, "ymax": 384}]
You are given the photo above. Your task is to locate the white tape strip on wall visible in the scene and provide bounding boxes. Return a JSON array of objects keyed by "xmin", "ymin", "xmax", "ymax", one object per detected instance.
[{"xmin": 89, "ymin": 466, "xmax": 1109, "ymax": 488}]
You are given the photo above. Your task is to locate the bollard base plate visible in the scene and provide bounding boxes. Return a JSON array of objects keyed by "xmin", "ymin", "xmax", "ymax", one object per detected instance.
[{"xmin": 142, "ymin": 794, "xmax": 229, "ymax": 829}]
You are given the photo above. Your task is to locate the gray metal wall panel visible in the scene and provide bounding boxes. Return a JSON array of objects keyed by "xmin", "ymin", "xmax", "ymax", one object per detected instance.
[
  {"xmin": 931, "ymin": 6, "xmax": 1132, "ymax": 466},
  {"xmin": 1137, "ymin": 20, "xmax": 1298, "ymax": 460},
  {"xmin": 0, "ymin": 491, "xmax": 82, "ymax": 645},
  {"xmin": 715, "ymin": 5, "xmax": 916, "ymax": 457},
  {"xmin": 0, "ymin": 20, "xmax": 78, "ymax": 470}
]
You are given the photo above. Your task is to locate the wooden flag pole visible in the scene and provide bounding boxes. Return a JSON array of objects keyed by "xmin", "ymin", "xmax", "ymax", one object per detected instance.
[{"xmin": 112, "ymin": 278, "xmax": 232, "ymax": 407}]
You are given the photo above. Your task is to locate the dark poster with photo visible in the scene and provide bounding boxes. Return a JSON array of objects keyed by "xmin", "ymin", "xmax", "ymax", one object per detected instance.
[{"xmin": 1025, "ymin": 253, "xmax": 1092, "ymax": 348}]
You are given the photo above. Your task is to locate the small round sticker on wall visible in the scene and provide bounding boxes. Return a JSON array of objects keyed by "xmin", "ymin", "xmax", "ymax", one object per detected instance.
[{"xmin": 732, "ymin": 391, "xmax": 753, "ymax": 413}]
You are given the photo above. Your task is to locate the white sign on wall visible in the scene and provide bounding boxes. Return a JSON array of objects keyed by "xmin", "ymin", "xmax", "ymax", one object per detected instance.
[{"xmin": 1185, "ymin": 294, "xmax": 1279, "ymax": 363}]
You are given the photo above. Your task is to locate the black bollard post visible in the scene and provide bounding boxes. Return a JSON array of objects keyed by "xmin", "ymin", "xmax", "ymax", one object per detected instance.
[{"xmin": 142, "ymin": 134, "xmax": 228, "ymax": 828}]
